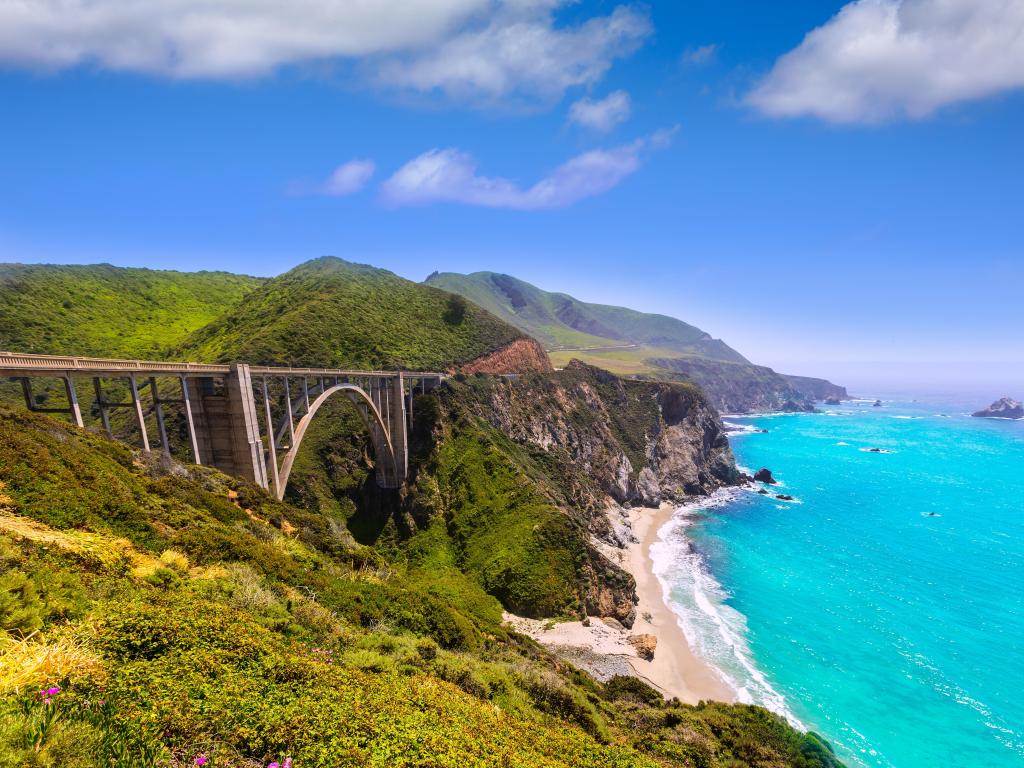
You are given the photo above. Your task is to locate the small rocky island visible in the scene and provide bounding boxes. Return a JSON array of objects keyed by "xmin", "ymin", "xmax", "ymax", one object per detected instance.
[{"xmin": 972, "ymin": 397, "xmax": 1024, "ymax": 420}]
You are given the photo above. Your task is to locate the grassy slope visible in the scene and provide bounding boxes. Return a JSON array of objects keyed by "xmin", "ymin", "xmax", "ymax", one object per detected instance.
[
  {"xmin": 181, "ymin": 258, "xmax": 526, "ymax": 370},
  {"xmin": 0, "ymin": 409, "xmax": 844, "ymax": 768},
  {"xmin": 425, "ymin": 271, "xmax": 748, "ymax": 363},
  {"xmin": 0, "ymin": 263, "xmax": 262, "ymax": 359},
  {"xmin": 423, "ymin": 272, "xmax": 848, "ymax": 411}
]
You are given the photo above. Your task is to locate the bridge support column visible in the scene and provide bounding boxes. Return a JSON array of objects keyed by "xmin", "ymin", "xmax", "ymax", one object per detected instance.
[
  {"xmin": 63, "ymin": 376, "xmax": 84, "ymax": 428},
  {"xmin": 387, "ymin": 373, "xmax": 408, "ymax": 486},
  {"xmin": 183, "ymin": 365, "xmax": 268, "ymax": 490}
]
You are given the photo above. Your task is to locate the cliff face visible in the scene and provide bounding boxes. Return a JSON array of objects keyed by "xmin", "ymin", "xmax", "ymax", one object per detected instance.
[
  {"xmin": 650, "ymin": 357, "xmax": 846, "ymax": 414},
  {"xmin": 465, "ymin": 360, "xmax": 738, "ymax": 506},
  {"xmin": 457, "ymin": 337, "xmax": 553, "ymax": 375},
  {"xmin": 409, "ymin": 361, "xmax": 740, "ymax": 627},
  {"xmin": 782, "ymin": 374, "xmax": 849, "ymax": 402}
]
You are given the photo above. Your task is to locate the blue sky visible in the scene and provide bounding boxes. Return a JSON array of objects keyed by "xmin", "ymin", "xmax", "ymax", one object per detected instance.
[{"xmin": 1, "ymin": 0, "xmax": 1022, "ymax": 394}]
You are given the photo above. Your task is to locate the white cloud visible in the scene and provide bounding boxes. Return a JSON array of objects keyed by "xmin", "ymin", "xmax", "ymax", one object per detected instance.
[
  {"xmin": 0, "ymin": 0, "xmax": 486, "ymax": 77},
  {"xmin": 379, "ymin": 128, "xmax": 675, "ymax": 210},
  {"xmin": 321, "ymin": 160, "xmax": 376, "ymax": 196},
  {"xmin": 0, "ymin": 0, "xmax": 651, "ymax": 104},
  {"xmin": 681, "ymin": 44, "xmax": 718, "ymax": 66},
  {"xmin": 569, "ymin": 90, "xmax": 632, "ymax": 131},
  {"xmin": 747, "ymin": 0, "xmax": 1024, "ymax": 123},
  {"xmin": 376, "ymin": 4, "xmax": 651, "ymax": 103}
]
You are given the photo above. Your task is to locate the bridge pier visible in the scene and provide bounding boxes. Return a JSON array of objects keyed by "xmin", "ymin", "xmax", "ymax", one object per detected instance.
[{"xmin": 185, "ymin": 364, "xmax": 269, "ymax": 490}]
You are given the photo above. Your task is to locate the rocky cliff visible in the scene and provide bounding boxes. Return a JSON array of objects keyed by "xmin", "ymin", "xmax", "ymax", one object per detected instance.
[
  {"xmin": 782, "ymin": 374, "xmax": 849, "ymax": 402},
  {"xmin": 460, "ymin": 360, "xmax": 739, "ymax": 506},
  {"xmin": 457, "ymin": 337, "xmax": 553, "ymax": 375},
  {"xmin": 650, "ymin": 357, "xmax": 844, "ymax": 413},
  {"xmin": 405, "ymin": 361, "xmax": 740, "ymax": 627}
]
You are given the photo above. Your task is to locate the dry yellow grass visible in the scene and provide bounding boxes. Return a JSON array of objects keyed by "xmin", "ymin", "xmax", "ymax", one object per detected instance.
[
  {"xmin": 0, "ymin": 631, "xmax": 105, "ymax": 695},
  {"xmin": 0, "ymin": 485, "xmax": 163, "ymax": 578},
  {"xmin": 159, "ymin": 549, "xmax": 190, "ymax": 573},
  {"xmin": 0, "ymin": 511, "xmax": 136, "ymax": 570}
]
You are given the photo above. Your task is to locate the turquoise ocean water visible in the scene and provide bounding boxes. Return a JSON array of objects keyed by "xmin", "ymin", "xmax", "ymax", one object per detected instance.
[{"xmin": 651, "ymin": 398, "xmax": 1024, "ymax": 767}]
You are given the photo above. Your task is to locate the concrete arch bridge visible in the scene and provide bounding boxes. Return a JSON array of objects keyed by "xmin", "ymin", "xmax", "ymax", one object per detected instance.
[{"xmin": 0, "ymin": 352, "xmax": 445, "ymax": 499}]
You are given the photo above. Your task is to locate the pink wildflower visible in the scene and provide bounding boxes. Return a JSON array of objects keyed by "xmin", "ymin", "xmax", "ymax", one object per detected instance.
[{"xmin": 195, "ymin": 756, "xmax": 208, "ymax": 766}]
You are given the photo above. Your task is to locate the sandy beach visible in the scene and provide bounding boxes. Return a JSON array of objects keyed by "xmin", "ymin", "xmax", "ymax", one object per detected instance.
[{"xmin": 506, "ymin": 502, "xmax": 734, "ymax": 704}]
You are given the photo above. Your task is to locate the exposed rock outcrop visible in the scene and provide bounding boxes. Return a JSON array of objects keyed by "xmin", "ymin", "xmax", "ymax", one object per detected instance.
[
  {"xmin": 972, "ymin": 397, "xmax": 1023, "ymax": 420},
  {"xmin": 460, "ymin": 360, "xmax": 740, "ymax": 508},
  {"xmin": 628, "ymin": 633, "xmax": 657, "ymax": 661},
  {"xmin": 754, "ymin": 468, "xmax": 777, "ymax": 485},
  {"xmin": 458, "ymin": 337, "xmax": 553, "ymax": 375},
  {"xmin": 782, "ymin": 399, "xmax": 816, "ymax": 413}
]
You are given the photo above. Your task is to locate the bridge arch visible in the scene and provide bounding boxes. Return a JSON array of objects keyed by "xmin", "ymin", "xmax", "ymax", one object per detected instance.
[{"xmin": 275, "ymin": 384, "xmax": 398, "ymax": 500}]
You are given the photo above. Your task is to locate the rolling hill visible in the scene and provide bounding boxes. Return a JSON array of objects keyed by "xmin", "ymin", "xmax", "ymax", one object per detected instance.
[
  {"xmin": 426, "ymin": 270, "xmax": 748, "ymax": 363},
  {"xmin": 0, "ymin": 263, "xmax": 262, "ymax": 358},
  {"xmin": 181, "ymin": 257, "xmax": 544, "ymax": 371},
  {"xmin": 425, "ymin": 271, "xmax": 847, "ymax": 412}
]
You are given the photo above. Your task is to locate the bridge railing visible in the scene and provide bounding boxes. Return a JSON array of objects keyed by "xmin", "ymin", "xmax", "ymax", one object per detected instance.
[{"xmin": 0, "ymin": 352, "xmax": 444, "ymax": 380}]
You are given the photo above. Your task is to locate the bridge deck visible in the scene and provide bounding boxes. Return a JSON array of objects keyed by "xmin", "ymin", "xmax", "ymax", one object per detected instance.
[{"xmin": 0, "ymin": 352, "xmax": 443, "ymax": 379}]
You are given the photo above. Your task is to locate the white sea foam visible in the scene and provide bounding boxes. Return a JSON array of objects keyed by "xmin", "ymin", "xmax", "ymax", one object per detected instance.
[
  {"xmin": 649, "ymin": 491, "xmax": 804, "ymax": 729},
  {"xmin": 723, "ymin": 421, "xmax": 763, "ymax": 436},
  {"xmin": 836, "ymin": 441, "xmax": 850, "ymax": 446}
]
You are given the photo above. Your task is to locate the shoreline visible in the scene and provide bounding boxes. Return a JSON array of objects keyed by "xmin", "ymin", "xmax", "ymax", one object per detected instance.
[
  {"xmin": 625, "ymin": 502, "xmax": 735, "ymax": 703},
  {"xmin": 505, "ymin": 500, "xmax": 734, "ymax": 705}
]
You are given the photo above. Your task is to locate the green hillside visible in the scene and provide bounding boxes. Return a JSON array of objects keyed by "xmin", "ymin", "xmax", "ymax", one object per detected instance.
[
  {"xmin": 425, "ymin": 271, "xmax": 748, "ymax": 363},
  {"xmin": 425, "ymin": 271, "xmax": 848, "ymax": 412},
  {"xmin": 181, "ymin": 258, "xmax": 527, "ymax": 370},
  {"xmin": 0, "ymin": 263, "xmax": 262, "ymax": 359},
  {"xmin": 0, "ymin": 407, "xmax": 843, "ymax": 768}
]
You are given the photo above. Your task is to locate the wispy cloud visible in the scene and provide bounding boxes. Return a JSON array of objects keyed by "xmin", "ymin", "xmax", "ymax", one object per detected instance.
[
  {"xmin": 379, "ymin": 128, "xmax": 676, "ymax": 210},
  {"xmin": 568, "ymin": 90, "xmax": 632, "ymax": 131},
  {"xmin": 0, "ymin": 0, "xmax": 651, "ymax": 106},
  {"xmin": 747, "ymin": 0, "xmax": 1024, "ymax": 123},
  {"xmin": 289, "ymin": 159, "xmax": 376, "ymax": 197},
  {"xmin": 681, "ymin": 44, "xmax": 719, "ymax": 66},
  {"xmin": 321, "ymin": 160, "xmax": 376, "ymax": 196}
]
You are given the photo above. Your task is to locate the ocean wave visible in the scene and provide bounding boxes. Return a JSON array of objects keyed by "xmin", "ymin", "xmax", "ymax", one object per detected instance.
[
  {"xmin": 723, "ymin": 421, "xmax": 764, "ymax": 436},
  {"xmin": 650, "ymin": 493, "xmax": 803, "ymax": 729}
]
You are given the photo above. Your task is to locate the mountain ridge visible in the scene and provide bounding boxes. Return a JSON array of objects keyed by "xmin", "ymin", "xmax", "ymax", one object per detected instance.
[{"xmin": 426, "ymin": 270, "xmax": 847, "ymax": 413}]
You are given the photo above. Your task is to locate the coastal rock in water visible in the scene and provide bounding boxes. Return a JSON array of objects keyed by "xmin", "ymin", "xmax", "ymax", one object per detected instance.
[
  {"xmin": 824, "ymin": 396, "xmax": 842, "ymax": 405},
  {"xmin": 754, "ymin": 468, "xmax": 777, "ymax": 485},
  {"xmin": 757, "ymin": 489, "xmax": 770, "ymax": 495},
  {"xmin": 873, "ymin": 400, "xmax": 883, "ymax": 407},
  {"xmin": 628, "ymin": 634, "xmax": 657, "ymax": 661},
  {"xmin": 776, "ymin": 494, "xmax": 795, "ymax": 501},
  {"xmin": 972, "ymin": 397, "xmax": 1024, "ymax": 420},
  {"xmin": 782, "ymin": 399, "xmax": 815, "ymax": 413}
]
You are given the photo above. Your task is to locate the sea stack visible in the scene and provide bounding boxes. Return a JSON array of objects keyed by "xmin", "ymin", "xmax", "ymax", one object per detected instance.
[
  {"xmin": 972, "ymin": 397, "xmax": 1024, "ymax": 420},
  {"xmin": 873, "ymin": 400, "xmax": 883, "ymax": 407},
  {"xmin": 754, "ymin": 468, "xmax": 777, "ymax": 485}
]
